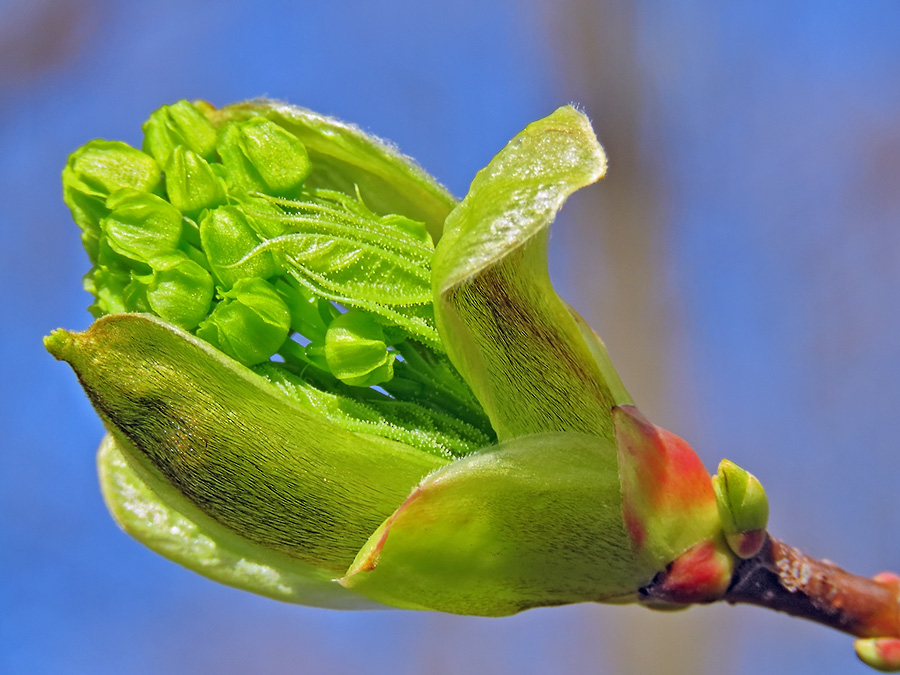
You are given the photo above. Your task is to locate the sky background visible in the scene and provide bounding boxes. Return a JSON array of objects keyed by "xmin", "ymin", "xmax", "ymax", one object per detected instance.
[{"xmin": 3, "ymin": 1, "xmax": 900, "ymax": 673}]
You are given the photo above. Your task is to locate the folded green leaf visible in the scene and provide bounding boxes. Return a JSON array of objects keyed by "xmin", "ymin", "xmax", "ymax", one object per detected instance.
[
  {"xmin": 233, "ymin": 191, "xmax": 439, "ymax": 348},
  {"xmin": 258, "ymin": 362, "xmax": 491, "ymax": 459}
]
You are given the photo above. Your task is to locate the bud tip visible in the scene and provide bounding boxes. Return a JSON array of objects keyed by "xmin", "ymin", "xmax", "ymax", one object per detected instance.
[{"xmin": 44, "ymin": 329, "xmax": 75, "ymax": 360}]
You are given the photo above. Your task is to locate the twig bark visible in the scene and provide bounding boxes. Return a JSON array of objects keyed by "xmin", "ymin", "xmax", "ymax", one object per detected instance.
[{"xmin": 723, "ymin": 536, "xmax": 900, "ymax": 639}]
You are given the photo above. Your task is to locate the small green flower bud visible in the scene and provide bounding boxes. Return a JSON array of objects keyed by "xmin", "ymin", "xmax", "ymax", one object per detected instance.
[
  {"xmin": 94, "ymin": 233, "xmax": 134, "ymax": 273},
  {"xmin": 275, "ymin": 278, "xmax": 329, "ymax": 342},
  {"xmin": 217, "ymin": 117, "xmax": 312, "ymax": 196},
  {"xmin": 62, "ymin": 141, "xmax": 161, "ymax": 261},
  {"xmin": 196, "ymin": 277, "xmax": 291, "ymax": 365},
  {"xmin": 325, "ymin": 310, "xmax": 395, "ymax": 387},
  {"xmin": 102, "ymin": 189, "xmax": 183, "ymax": 264},
  {"xmin": 141, "ymin": 100, "xmax": 218, "ymax": 167},
  {"xmin": 83, "ymin": 266, "xmax": 132, "ymax": 317},
  {"xmin": 136, "ymin": 252, "xmax": 215, "ymax": 330},
  {"xmin": 200, "ymin": 206, "xmax": 277, "ymax": 288},
  {"xmin": 164, "ymin": 146, "xmax": 227, "ymax": 216},
  {"xmin": 855, "ymin": 637, "xmax": 900, "ymax": 672},
  {"xmin": 712, "ymin": 459, "xmax": 769, "ymax": 558}
]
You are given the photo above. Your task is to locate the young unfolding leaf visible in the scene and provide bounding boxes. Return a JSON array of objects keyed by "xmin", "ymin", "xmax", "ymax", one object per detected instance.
[
  {"xmin": 432, "ymin": 106, "xmax": 620, "ymax": 442},
  {"xmin": 205, "ymin": 100, "xmax": 455, "ymax": 240},
  {"xmin": 258, "ymin": 362, "xmax": 491, "ymax": 459},
  {"xmin": 234, "ymin": 191, "xmax": 439, "ymax": 348}
]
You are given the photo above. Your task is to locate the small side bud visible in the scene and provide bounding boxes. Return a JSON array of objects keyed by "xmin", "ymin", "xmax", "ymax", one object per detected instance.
[
  {"xmin": 855, "ymin": 638, "xmax": 900, "ymax": 673},
  {"xmin": 713, "ymin": 459, "xmax": 769, "ymax": 558}
]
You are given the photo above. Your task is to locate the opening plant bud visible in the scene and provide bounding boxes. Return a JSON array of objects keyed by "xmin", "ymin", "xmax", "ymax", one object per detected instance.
[{"xmin": 47, "ymin": 98, "xmax": 900, "ymax": 671}]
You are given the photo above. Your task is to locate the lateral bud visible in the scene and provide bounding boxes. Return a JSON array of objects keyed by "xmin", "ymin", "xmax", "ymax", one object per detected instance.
[
  {"xmin": 855, "ymin": 638, "xmax": 900, "ymax": 673},
  {"xmin": 712, "ymin": 458, "xmax": 769, "ymax": 558}
]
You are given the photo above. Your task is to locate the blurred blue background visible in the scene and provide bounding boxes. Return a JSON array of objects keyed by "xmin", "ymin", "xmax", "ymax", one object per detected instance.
[{"xmin": 3, "ymin": 1, "xmax": 900, "ymax": 673}]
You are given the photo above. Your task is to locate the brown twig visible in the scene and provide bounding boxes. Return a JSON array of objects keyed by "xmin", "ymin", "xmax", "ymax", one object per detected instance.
[{"xmin": 723, "ymin": 535, "xmax": 900, "ymax": 639}]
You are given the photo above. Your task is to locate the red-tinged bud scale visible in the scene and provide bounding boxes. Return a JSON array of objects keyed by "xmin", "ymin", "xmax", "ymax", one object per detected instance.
[
  {"xmin": 613, "ymin": 406, "xmax": 726, "ymax": 575},
  {"xmin": 640, "ymin": 539, "xmax": 734, "ymax": 608}
]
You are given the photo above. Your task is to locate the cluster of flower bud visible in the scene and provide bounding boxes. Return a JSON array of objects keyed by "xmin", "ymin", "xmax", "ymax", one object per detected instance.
[
  {"xmin": 62, "ymin": 101, "xmax": 493, "ymax": 458},
  {"xmin": 65, "ymin": 102, "xmax": 414, "ymax": 368}
]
